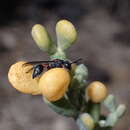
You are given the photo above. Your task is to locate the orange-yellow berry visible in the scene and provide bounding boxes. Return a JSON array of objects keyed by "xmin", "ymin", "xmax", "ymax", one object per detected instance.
[
  {"xmin": 8, "ymin": 61, "xmax": 42, "ymax": 95},
  {"xmin": 39, "ymin": 68, "xmax": 71, "ymax": 102},
  {"xmin": 86, "ymin": 81, "xmax": 108, "ymax": 103}
]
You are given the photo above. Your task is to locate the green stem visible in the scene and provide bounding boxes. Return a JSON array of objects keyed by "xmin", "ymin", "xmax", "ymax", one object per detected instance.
[
  {"xmin": 50, "ymin": 47, "xmax": 67, "ymax": 60},
  {"xmin": 89, "ymin": 103, "xmax": 101, "ymax": 123}
]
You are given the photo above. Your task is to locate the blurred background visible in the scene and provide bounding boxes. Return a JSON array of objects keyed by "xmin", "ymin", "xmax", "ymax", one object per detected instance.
[{"xmin": 0, "ymin": 0, "xmax": 129, "ymax": 130}]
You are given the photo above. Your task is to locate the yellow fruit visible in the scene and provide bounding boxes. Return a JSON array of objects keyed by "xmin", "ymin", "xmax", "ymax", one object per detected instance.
[
  {"xmin": 8, "ymin": 61, "xmax": 42, "ymax": 95},
  {"xmin": 86, "ymin": 81, "xmax": 108, "ymax": 103},
  {"xmin": 39, "ymin": 68, "xmax": 71, "ymax": 102}
]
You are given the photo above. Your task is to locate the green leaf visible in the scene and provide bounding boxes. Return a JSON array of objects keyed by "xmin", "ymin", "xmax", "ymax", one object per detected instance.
[
  {"xmin": 73, "ymin": 64, "xmax": 88, "ymax": 88},
  {"xmin": 103, "ymin": 95, "xmax": 117, "ymax": 112},
  {"xmin": 44, "ymin": 97, "xmax": 78, "ymax": 118}
]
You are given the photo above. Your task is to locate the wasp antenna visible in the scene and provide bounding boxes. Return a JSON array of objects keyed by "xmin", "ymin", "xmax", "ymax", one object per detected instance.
[{"xmin": 71, "ymin": 58, "xmax": 82, "ymax": 64}]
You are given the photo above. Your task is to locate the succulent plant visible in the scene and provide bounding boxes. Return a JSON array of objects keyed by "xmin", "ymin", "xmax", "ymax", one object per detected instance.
[{"xmin": 8, "ymin": 19, "xmax": 126, "ymax": 130}]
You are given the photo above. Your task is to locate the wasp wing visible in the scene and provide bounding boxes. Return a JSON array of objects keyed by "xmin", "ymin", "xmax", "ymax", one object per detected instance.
[
  {"xmin": 71, "ymin": 58, "xmax": 82, "ymax": 64},
  {"xmin": 23, "ymin": 60, "xmax": 54, "ymax": 66}
]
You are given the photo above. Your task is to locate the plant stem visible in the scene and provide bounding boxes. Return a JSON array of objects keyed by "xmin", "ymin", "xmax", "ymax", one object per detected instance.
[{"xmin": 89, "ymin": 103, "xmax": 101, "ymax": 123}]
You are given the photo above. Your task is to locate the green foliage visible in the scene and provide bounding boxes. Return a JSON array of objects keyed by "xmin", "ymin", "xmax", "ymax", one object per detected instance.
[{"xmin": 44, "ymin": 97, "xmax": 78, "ymax": 118}]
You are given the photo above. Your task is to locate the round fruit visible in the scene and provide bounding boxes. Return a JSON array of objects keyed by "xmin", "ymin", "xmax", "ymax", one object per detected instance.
[
  {"xmin": 86, "ymin": 81, "xmax": 108, "ymax": 103},
  {"xmin": 39, "ymin": 68, "xmax": 70, "ymax": 102},
  {"xmin": 8, "ymin": 61, "xmax": 42, "ymax": 95}
]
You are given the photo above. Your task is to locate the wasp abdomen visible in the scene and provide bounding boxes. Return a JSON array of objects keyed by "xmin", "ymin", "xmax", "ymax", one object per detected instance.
[{"xmin": 33, "ymin": 65, "xmax": 44, "ymax": 78}]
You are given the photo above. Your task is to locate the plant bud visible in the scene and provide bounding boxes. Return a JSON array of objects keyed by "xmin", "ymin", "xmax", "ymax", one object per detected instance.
[
  {"xmin": 80, "ymin": 113, "xmax": 95, "ymax": 130},
  {"xmin": 39, "ymin": 68, "xmax": 70, "ymax": 102},
  {"xmin": 116, "ymin": 104, "xmax": 126, "ymax": 118},
  {"xmin": 56, "ymin": 20, "xmax": 77, "ymax": 50},
  {"xmin": 86, "ymin": 81, "xmax": 108, "ymax": 103},
  {"xmin": 8, "ymin": 61, "xmax": 42, "ymax": 95},
  {"xmin": 32, "ymin": 24, "xmax": 56, "ymax": 54}
]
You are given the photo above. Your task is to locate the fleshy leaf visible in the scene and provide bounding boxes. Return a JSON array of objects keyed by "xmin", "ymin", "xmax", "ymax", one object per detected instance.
[{"xmin": 44, "ymin": 97, "xmax": 78, "ymax": 117}]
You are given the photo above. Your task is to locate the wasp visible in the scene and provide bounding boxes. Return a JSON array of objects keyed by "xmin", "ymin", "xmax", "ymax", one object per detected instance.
[{"xmin": 23, "ymin": 58, "xmax": 82, "ymax": 79}]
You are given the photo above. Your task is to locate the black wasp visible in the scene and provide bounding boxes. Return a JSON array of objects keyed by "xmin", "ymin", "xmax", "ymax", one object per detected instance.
[{"xmin": 23, "ymin": 58, "xmax": 82, "ymax": 79}]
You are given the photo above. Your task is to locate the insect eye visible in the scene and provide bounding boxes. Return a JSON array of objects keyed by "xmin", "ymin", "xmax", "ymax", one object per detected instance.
[
  {"xmin": 64, "ymin": 62, "xmax": 71, "ymax": 69},
  {"xmin": 64, "ymin": 63, "xmax": 69, "ymax": 67}
]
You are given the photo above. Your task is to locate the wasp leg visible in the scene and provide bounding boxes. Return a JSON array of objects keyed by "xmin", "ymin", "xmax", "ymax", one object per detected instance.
[
  {"xmin": 26, "ymin": 67, "xmax": 33, "ymax": 73},
  {"xmin": 22, "ymin": 63, "xmax": 31, "ymax": 67}
]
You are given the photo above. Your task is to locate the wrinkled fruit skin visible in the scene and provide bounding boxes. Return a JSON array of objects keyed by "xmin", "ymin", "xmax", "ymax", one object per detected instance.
[
  {"xmin": 86, "ymin": 81, "xmax": 108, "ymax": 103},
  {"xmin": 8, "ymin": 61, "xmax": 42, "ymax": 95},
  {"xmin": 39, "ymin": 68, "xmax": 71, "ymax": 102}
]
